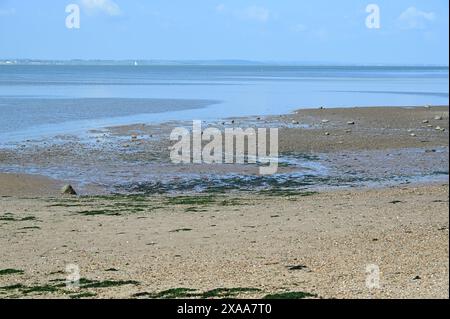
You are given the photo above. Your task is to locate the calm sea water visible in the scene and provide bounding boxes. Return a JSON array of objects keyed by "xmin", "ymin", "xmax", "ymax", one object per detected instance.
[{"xmin": 0, "ymin": 65, "xmax": 448, "ymax": 143}]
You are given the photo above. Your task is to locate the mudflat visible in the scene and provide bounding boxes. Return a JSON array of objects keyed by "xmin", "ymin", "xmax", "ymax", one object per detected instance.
[{"xmin": 0, "ymin": 105, "xmax": 448, "ymax": 299}]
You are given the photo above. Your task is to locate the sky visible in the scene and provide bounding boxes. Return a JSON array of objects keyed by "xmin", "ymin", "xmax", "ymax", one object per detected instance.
[{"xmin": 0, "ymin": 0, "xmax": 448, "ymax": 65}]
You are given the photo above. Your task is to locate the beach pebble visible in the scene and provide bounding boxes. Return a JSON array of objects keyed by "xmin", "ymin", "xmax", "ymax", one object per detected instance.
[
  {"xmin": 410, "ymin": 133, "xmax": 416, "ymax": 137},
  {"xmin": 347, "ymin": 121, "xmax": 355, "ymax": 125},
  {"xmin": 325, "ymin": 132, "xmax": 330, "ymax": 136},
  {"xmin": 422, "ymin": 120, "xmax": 429, "ymax": 124},
  {"xmin": 435, "ymin": 126, "xmax": 442, "ymax": 130},
  {"xmin": 61, "ymin": 185, "xmax": 77, "ymax": 196},
  {"xmin": 434, "ymin": 116, "xmax": 443, "ymax": 120}
]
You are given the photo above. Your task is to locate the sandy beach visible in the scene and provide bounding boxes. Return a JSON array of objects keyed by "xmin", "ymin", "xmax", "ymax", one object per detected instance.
[{"xmin": 0, "ymin": 106, "xmax": 448, "ymax": 299}]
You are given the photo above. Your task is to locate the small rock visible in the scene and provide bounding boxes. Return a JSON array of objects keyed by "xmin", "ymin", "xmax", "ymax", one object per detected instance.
[
  {"xmin": 413, "ymin": 276, "xmax": 421, "ymax": 281},
  {"xmin": 292, "ymin": 120, "xmax": 299, "ymax": 125},
  {"xmin": 345, "ymin": 129, "xmax": 352, "ymax": 133},
  {"xmin": 61, "ymin": 185, "xmax": 77, "ymax": 196},
  {"xmin": 410, "ymin": 133, "xmax": 416, "ymax": 137},
  {"xmin": 321, "ymin": 120, "xmax": 330, "ymax": 123},
  {"xmin": 347, "ymin": 121, "xmax": 355, "ymax": 125},
  {"xmin": 435, "ymin": 126, "xmax": 442, "ymax": 130},
  {"xmin": 325, "ymin": 132, "xmax": 330, "ymax": 136},
  {"xmin": 434, "ymin": 116, "xmax": 443, "ymax": 120},
  {"xmin": 422, "ymin": 120, "xmax": 429, "ymax": 124}
]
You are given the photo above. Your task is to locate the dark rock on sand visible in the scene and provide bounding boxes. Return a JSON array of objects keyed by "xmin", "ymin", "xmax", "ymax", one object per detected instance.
[{"xmin": 61, "ymin": 184, "xmax": 77, "ymax": 196}]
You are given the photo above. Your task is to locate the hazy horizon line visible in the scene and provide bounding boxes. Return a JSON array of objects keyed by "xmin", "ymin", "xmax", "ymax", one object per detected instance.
[{"xmin": 0, "ymin": 59, "xmax": 448, "ymax": 67}]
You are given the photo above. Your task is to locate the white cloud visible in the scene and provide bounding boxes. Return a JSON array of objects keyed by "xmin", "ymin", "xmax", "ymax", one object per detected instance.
[
  {"xmin": 81, "ymin": 0, "xmax": 121, "ymax": 16},
  {"xmin": 216, "ymin": 4, "xmax": 270, "ymax": 23},
  {"xmin": 398, "ymin": 7, "xmax": 436, "ymax": 30}
]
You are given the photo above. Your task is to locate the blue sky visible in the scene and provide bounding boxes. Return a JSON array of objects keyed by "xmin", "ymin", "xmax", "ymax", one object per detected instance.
[{"xmin": 0, "ymin": 0, "xmax": 448, "ymax": 64}]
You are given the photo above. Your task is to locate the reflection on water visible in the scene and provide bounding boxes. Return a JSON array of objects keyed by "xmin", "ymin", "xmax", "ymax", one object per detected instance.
[{"xmin": 0, "ymin": 65, "xmax": 448, "ymax": 143}]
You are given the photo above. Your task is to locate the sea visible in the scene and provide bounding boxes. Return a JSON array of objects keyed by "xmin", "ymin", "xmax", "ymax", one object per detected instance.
[{"xmin": 0, "ymin": 64, "xmax": 448, "ymax": 144}]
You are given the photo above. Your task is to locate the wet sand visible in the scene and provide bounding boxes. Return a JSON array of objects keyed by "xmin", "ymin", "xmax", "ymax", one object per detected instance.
[
  {"xmin": 0, "ymin": 106, "xmax": 448, "ymax": 195},
  {"xmin": 0, "ymin": 173, "xmax": 62, "ymax": 197},
  {"xmin": 0, "ymin": 105, "xmax": 448, "ymax": 299}
]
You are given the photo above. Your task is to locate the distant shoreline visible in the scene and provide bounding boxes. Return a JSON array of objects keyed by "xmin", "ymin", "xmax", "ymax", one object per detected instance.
[{"xmin": 1, "ymin": 60, "xmax": 449, "ymax": 67}]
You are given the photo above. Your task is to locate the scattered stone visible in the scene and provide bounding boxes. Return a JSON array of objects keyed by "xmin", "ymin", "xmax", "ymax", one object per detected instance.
[
  {"xmin": 345, "ymin": 129, "xmax": 352, "ymax": 133},
  {"xmin": 287, "ymin": 265, "xmax": 310, "ymax": 271},
  {"xmin": 413, "ymin": 276, "xmax": 421, "ymax": 281},
  {"xmin": 410, "ymin": 133, "xmax": 416, "ymax": 137},
  {"xmin": 422, "ymin": 120, "xmax": 429, "ymax": 124},
  {"xmin": 347, "ymin": 121, "xmax": 355, "ymax": 125},
  {"xmin": 434, "ymin": 116, "xmax": 443, "ymax": 120},
  {"xmin": 425, "ymin": 149, "xmax": 437, "ymax": 153},
  {"xmin": 292, "ymin": 120, "xmax": 299, "ymax": 125},
  {"xmin": 321, "ymin": 120, "xmax": 330, "ymax": 123},
  {"xmin": 435, "ymin": 126, "xmax": 442, "ymax": 131},
  {"xmin": 61, "ymin": 185, "xmax": 77, "ymax": 196},
  {"xmin": 325, "ymin": 132, "xmax": 330, "ymax": 136}
]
